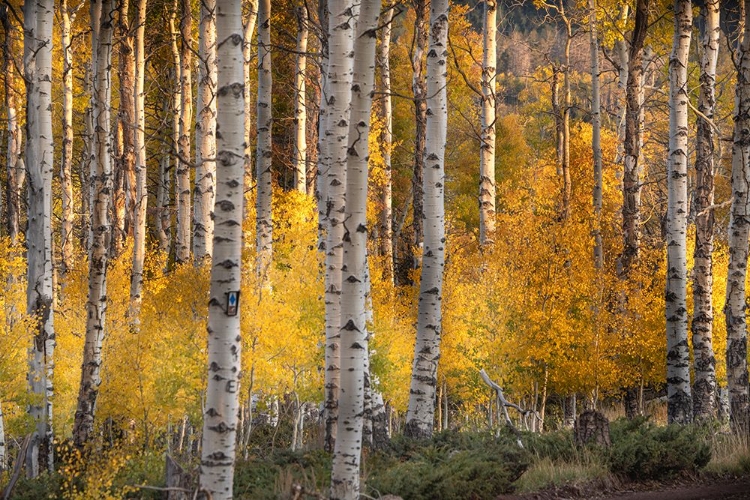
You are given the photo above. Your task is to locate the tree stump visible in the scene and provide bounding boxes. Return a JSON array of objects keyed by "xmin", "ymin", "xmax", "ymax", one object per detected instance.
[
  {"xmin": 574, "ymin": 410, "xmax": 610, "ymax": 448},
  {"xmin": 165, "ymin": 454, "xmax": 190, "ymax": 500}
]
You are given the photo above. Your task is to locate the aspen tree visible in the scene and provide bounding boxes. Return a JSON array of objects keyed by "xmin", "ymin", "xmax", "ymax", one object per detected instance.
[
  {"xmin": 693, "ymin": 0, "xmax": 719, "ymax": 422},
  {"xmin": 323, "ymin": 0, "xmax": 356, "ymax": 452},
  {"xmin": 156, "ymin": 96, "xmax": 172, "ymax": 254},
  {"xmin": 0, "ymin": 402, "xmax": 4, "ymax": 470},
  {"xmin": 73, "ymin": 0, "xmax": 114, "ymax": 448},
  {"xmin": 479, "ymin": 0, "xmax": 497, "ymax": 246},
  {"xmin": 293, "ymin": 4, "xmax": 308, "ymax": 194},
  {"xmin": 176, "ymin": 0, "xmax": 193, "ymax": 263},
  {"xmin": 316, "ymin": 0, "xmax": 329, "ymax": 250},
  {"xmin": 113, "ymin": 0, "xmax": 136, "ymax": 255},
  {"xmin": 25, "ymin": 0, "xmax": 55, "ymax": 474},
  {"xmin": 242, "ymin": 0, "xmax": 258, "ymax": 217},
  {"xmin": 378, "ymin": 4, "xmax": 394, "ymax": 284},
  {"xmin": 129, "ymin": 0, "xmax": 148, "ymax": 321},
  {"xmin": 256, "ymin": 0, "xmax": 273, "ymax": 285},
  {"xmin": 666, "ymin": 0, "xmax": 693, "ymax": 425},
  {"xmin": 405, "ymin": 0, "xmax": 449, "ymax": 440},
  {"xmin": 193, "ymin": 0, "xmax": 217, "ymax": 260},
  {"xmin": 589, "ymin": 0, "xmax": 602, "ymax": 269},
  {"xmin": 198, "ymin": 0, "xmax": 244, "ymax": 494},
  {"xmin": 331, "ymin": 0, "xmax": 380, "ymax": 496},
  {"xmin": 726, "ymin": 0, "xmax": 750, "ymax": 435},
  {"xmin": 60, "ymin": 0, "xmax": 78, "ymax": 276},
  {"xmin": 1, "ymin": 5, "xmax": 22, "ymax": 246},
  {"xmin": 410, "ymin": 0, "xmax": 428, "ymax": 269}
]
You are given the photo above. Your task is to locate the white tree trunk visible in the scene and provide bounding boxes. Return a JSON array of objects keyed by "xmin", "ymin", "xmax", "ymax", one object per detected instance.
[
  {"xmin": 726, "ymin": 0, "xmax": 750, "ymax": 435},
  {"xmin": 198, "ymin": 1, "xmax": 244, "ymax": 496},
  {"xmin": 331, "ymin": 1, "xmax": 379, "ymax": 497},
  {"xmin": 129, "ymin": 0, "xmax": 148, "ymax": 322},
  {"xmin": 479, "ymin": 0, "xmax": 497, "ymax": 246},
  {"xmin": 176, "ymin": 0, "xmax": 193, "ymax": 263},
  {"xmin": 0, "ymin": 401, "xmax": 5, "ymax": 471},
  {"xmin": 193, "ymin": 0, "xmax": 217, "ymax": 261},
  {"xmin": 24, "ymin": 0, "xmax": 55, "ymax": 474},
  {"xmin": 323, "ymin": 0, "xmax": 356, "ymax": 453},
  {"xmin": 243, "ymin": 1, "xmax": 258, "ymax": 219},
  {"xmin": 405, "ymin": 0, "xmax": 449, "ymax": 440},
  {"xmin": 156, "ymin": 97, "xmax": 173, "ymax": 254},
  {"xmin": 693, "ymin": 0, "xmax": 719, "ymax": 422},
  {"xmin": 256, "ymin": 0, "xmax": 273, "ymax": 286},
  {"xmin": 73, "ymin": 0, "xmax": 114, "ymax": 448},
  {"xmin": 316, "ymin": 0, "xmax": 330, "ymax": 251},
  {"xmin": 665, "ymin": 0, "xmax": 693, "ymax": 425},
  {"xmin": 293, "ymin": 5, "xmax": 308, "ymax": 194},
  {"xmin": 589, "ymin": 0, "xmax": 603, "ymax": 269},
  {"xmin": 1, "ymin": 5, "xmax": 22, "ymax": 246},
  {"xmin": 378, "ymin": 5, "xmax": 394, "ymax": 284},
  {"xmin": 60, "ymin": 0, "xmax": 77, "ymax": 276}
]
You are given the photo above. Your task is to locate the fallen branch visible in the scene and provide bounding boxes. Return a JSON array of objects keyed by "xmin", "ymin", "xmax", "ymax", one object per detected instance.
[
  {"xmin": 2, "ymin": 434, "xmax": 31, "ymax": 500},
  {"xmin": 479, "ymin": 369, "xmax": 542, "ymax": 448}
]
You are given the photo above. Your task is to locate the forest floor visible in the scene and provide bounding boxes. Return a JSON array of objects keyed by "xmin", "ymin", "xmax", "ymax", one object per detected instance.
[{"xmin": 497, "ymin": 475, "xmax": 750, "ymax": 500}]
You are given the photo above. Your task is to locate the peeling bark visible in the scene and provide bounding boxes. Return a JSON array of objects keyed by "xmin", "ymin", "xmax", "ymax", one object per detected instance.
[{"xmin": 256, "ymin": 0, "xmax": 272, "ymax": 286}]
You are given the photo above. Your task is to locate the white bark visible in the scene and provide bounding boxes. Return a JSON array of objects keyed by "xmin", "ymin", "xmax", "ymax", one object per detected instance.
[
  {"xmin": 198, "ymin": 0, "xmax": 244, "ymax": 496},
  {"xmin": 293, "ymin": 4, "xmax": 308, "ymax": 194},
  {"xmin": 589, "ymin": 0, "xmax": 602, "ymax": 269},
  {"xmin": 379, "ymin": 5, "xmax": 394, "ymax": 284},
  {"xmin": 242, "ymin": 1, "xmax": 258, "ymax": 220},
  {"xmin": 331, "ymin": 0, "xmax": 379, "ymax": 497},
  {"xmin": 614, "ymin": 5, "xmax": 629, "ymax": 166},
  {"xmin": 693, "ymin": 0, "xmax": 719, "ymax": 421},
  {"xmin": 193, "ymin": 0, "xmax": 218, "ymax": 261},
  {"xmin": 256, "ymin": 0, "xmax": 273, "ymax": 285},
  {"xmin": 176, "ymin": 0, "xmax": 193, "ymax": 263},
  {"xmin": 479, "ymin": 0, "xmax": 497, "ymax": 245},
  {"xmin": 24, "ymin": 0, "xmax": 55, "ymax": 474},
  {"xmin": 156, "ymin": 96, "xmax": 172, "ymax": 254},
  {"xmin": 61, "ymin": 0, "xmax": 77, "ymax": 276},
  {"xmin": 323, "ymin": 0, "xmax": 357, "ymax": 452},
  {"xmin": 129, "ymin": 0, "xmax": 148, "ymax": 322},
  {"xmin": 405, "ymin": 0, "xmax": 449, "ymax": 440},
  {"xmin": 316, "ymin": 0, "xmax": 330, "ymax": 251},
  {"xmin": 726, "ymin": 0, "xmax": 750, "ymax": 435},
  {"xmin": 73, "ymin": 0, "xmax": 114, "ymax": 448},
  {"xmin": 666, "ymin": 0, "xmax": 693, "ymax": 425}
]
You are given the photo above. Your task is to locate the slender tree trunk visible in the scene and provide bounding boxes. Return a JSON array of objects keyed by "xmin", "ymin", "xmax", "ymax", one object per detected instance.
[
  {"xmin": 1, "ymin": 6, "xmax": 22, "ymax": 246},
  {"xmin": 331, "ymin": 1, "xmax": 380, "ymax": 497},
  {"xmin": 293, "ymin": 4, "xmax": 308, "ymax": 194},
  {"xmin": 113, "ymin": 0, "xmax": 135, "ymax": 256},
  {"xmin": 614, "ymin": 5, "xmax": 629, "ymax": 166},
  {"xmin": 175, "ymin": 0, "xmax": 193, "ymax": 264},
  {"xmin": 24, "ymin": 0, "xmax": 55, "ymax": 474},
  {"xmin": 156, "ymin": 96, "xmax": 173, "ymax": 254},
  {"xmin": 379, "ymin": 4, "xmax": 394, "ymax": 284},
  {"xmin": 198, "ymin": 0, "xmax": 244, "ymax": 495},
  {"xmin": 589, "ymin": 0, "xmax": 603, "ymax": 269},
  {"xmin": 256, "ymin": 0, "xmax": 273, "ymax": 286},
  {"xmin": 618, "ymin": 0, "xmax": 648, "ymax": 278},
  {"xmin": 693, "ymin": 0, "xmax": 719, "ymax": 422},
  {"xmin": 410, "ymin": 0, "xmax": 427, "ymax": 270},
  {"xmin": 559, "ymin": 4, "xmax": 572, "ymax": 221},
  {"xmin": 665, "ymin": 0, "xmax": 693, "ymax": 425},
  {"xmin": 405, "ymin": 0, "xmax": 449, "ymax": 440},
  {"xmin": 551, "ymin": 68, "xmax": 563, "ymax": 175},
  {"xmin": 129, "ymin": 0, "xmax": 148, "ymax": 322},
  {"xmin": 243, "ymin": 1, "xmax": 258, "ymax": 219},
  {"xmin": 80, "ymin": 64, "xmax": 93, "ymax": 253},
  {"xmin": 726, "ymin": 0, "xmax": 750, "ymax": 435},
  {"xmin": 193, "ymin": 0, "xmax": 217, "ymax": 261},
  {"xmin": 60, "ymin": 0, "xmax": 77, "ymax": 276},
  {"xmin": 73, "ymin": 0, "xmax": 114, "ymax": 448},
  {"xmin": 316, "ymin": 0, "xmax": 329, "ymax": 250},
  {"xmin": 479, "ymin": 0, "xmax": 497, "ymax": 245},
  {"xmin": 323, "ymin": 0, "xmax": 356, "ymax": 453}
]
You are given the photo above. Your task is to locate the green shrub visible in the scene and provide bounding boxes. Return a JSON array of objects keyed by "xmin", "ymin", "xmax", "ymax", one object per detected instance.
[
  {"xmin": 523, "ymin": 429, "xmax": 578, "ymax": 462},
  {"xmin": 233, "ymin": 449, "xmax": 331, "ymax": 499},
  {"xmin": 366, "ymin": 430, "xmax": 530, "ymax": 500},
  {"xmin": 608, "ymin": 417, "xmax": 711, "ymax": 480}
]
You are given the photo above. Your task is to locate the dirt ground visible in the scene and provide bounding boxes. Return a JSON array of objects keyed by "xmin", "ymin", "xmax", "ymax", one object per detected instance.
[{"xmin": 497, "ymin": 476, "xmax": 750, "ymax": 500}]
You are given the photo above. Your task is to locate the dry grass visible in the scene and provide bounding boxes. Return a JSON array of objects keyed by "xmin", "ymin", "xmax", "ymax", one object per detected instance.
[
  {"xmin": 513, "ymin": 454, "xmax": 611, "ymax": 493},
  {"xmin": 705, "ymin": 431, "xmax": 750, "ymax": 476}
]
